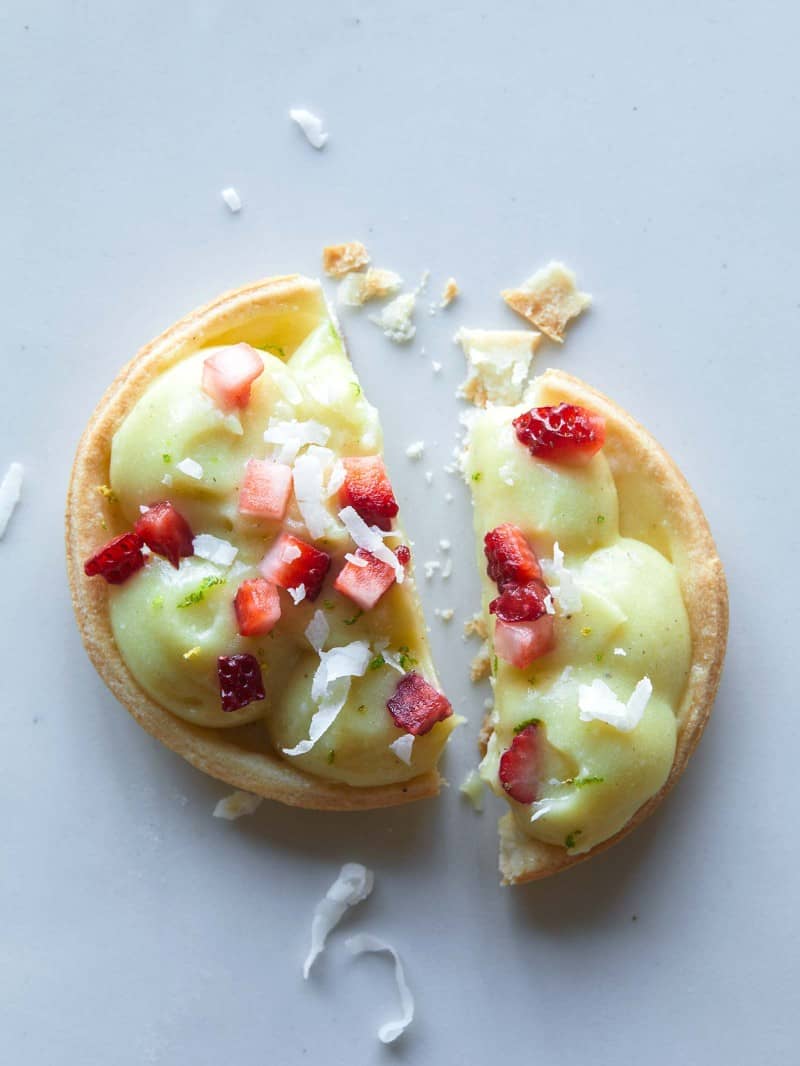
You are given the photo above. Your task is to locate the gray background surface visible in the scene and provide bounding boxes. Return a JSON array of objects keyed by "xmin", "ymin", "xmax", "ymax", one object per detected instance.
[{"xmin": 1, "ymin": 2, "xmax": 796, "ymax": 1062}]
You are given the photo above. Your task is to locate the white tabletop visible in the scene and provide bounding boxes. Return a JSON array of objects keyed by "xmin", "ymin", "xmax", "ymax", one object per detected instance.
[{"xmin": 1, "ymin": 2, "xmax": 796, "ymax": 1063}]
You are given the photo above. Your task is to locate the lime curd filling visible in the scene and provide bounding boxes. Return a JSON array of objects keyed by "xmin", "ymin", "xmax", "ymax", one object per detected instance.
[
  {"xmin": 108, "ymin": 317, "xmax": 455, "ymax": 786},
  {"xmin": 466, "ymin": 389, "xmax": 691, "ymax": 854}
]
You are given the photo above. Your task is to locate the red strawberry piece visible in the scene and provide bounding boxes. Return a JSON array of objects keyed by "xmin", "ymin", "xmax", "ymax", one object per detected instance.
[
  {"xmin": 338, "ymin": 456, "xmax": 399, "ymax": 531},
  {"xmin": 234, "ymin": 578, "xmax": 281, "ymax": 637},
  {"xmin": 484, "ymin": 523, "xmax": 542, "ymax": 590},
  {"xmin": 202, "ymin": 344, "xmax": 264, "ymax": 412},
  {"xmin": 217, "ymin": 653, "xmax": 265, "ymax": 712},
  {"xmin": 499, "ymin": 723, "xmax": 542, "ymax": 804},
  {"xmin": 395, "ymin": 544, "xmax": 411, "ymax": 566},
  {"xmin": 259, "ymin": 532, "xmax": 331, "ymax": 601},
  {"xmin": 134, "ymin": 500, "xmax": 194, "ymax": 568},
  {"xmin": 493, "ymin": 616, "xmax": 555, "ymax": 668},
  {"xmin": 490, "ymin": 579, "xmax": 551, "ymax": 623},
  {"xmin": 238, "ymin": 459, "xmax": 293, "ymax": 521},
  {"xmin": 386, "ymin": 672, "xmax": 453, "ymax": 736},
  {"xmin": 84, "ymin": 531, "xmax": 145, "ymax": 585},
  {"xmin": 513, "ymin": 404, "xmax": 606, "ymax": 466},
  {"xmin": 333, "ymin": 549, "xmax": 397, "ymax": 611}
]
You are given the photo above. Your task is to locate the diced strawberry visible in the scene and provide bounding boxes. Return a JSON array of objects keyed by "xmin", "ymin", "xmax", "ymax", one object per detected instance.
[
  {"xmin": 513, "ymin": 404, "xmax": 606, "ymax": 465},
  {"xmin": 334, "ymin": 549, "xmax": 396, "ymax": 610},
  {"xmin": 499, "ymin": 723, "xmax": 541, "ymax": 804},
  {"xmin": 234, "ymin": 578, "xmax": 281, "ymax": 637},
  {"xmin": 484, "ymin": 523, "xmax": 542, "ymax": 590},
  {"xmin": 259, "ymin": 532, "xmax": 331, "ymax": 601},
  {"xmin": 217, "ymin": 653, "xmax": 265, "ymax": 712},
  {"xmin": 84, "ymin": 531, "xmax": 145, "ymax": 585},
  {"xmin": 134, "ymin": 500, "xmax": 194, "ymax": 568},
  {"xmin": 386, "ymin": 672, "xmax": 453, "ymax": 736},
  {"xmin": 395, "ymin": 544, "xmax": 411, "ymax": 566},
  {"xmin": 489, "ymin": 579, "xmax": 550, "ymax": 623},
  {"xmin": 202, "ymin": 344, "xmax": 264, "ymax": 412},
  {"xmin": 338, "ymin": 456, "xmax": 399, "ymax": 531},
  {"xmin": 238, "ymin": 459, "xmax": 293, "ymax": 520},
  {"xmin": 493, "ymin": 616, "xmax": 555, "ymax": 668}
]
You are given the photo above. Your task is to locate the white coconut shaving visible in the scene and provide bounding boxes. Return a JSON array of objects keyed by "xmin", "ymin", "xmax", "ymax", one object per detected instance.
[
  {"xmin": 613, "ymin": 647, "xmax": 627, "ymax": 657},
  {"xmin": 275, "ymin": 374, "xmax": 304, "ymax": 406},
  {"xmin": 499, "ymin": 462, "xmax": 516, "ymax": 486},
  {"xmin": 389, "ymin": 734, "xmax": 415, "ymax": 765},
  {"xmin": 432, "ymin": 360, "xmax": 442, "ymax": 374},
  {"xmin": 326, "ymin": 459, "xmax": 346, "ymax": 497},
  {"xmin": 293, "ymin": 450, "xmax": 334, "ymax": 539},
  {"xmin": 374, "ymin": 643, "xmax": 405, "ymax": 674},
  {"xmin": 288, "ymin": 584, "xmax": 307, "ymax": 605},
  {"xmin": 423, "ymin": 559, "xmax": 441, "ymax": 580},
  {"xmin": 405, "ymin": 440, "xmax": 425, "ymax": 460},
  {"xmin": 0, "ymin": 462, "xmax": 23, "ymax": 539},
  {"xmin": 305, "ymin": 610, "xmax": 330, "ymax": 653},
  {"xmin": 222, "ymin": 413, "xmax": 244, "ymax": 435},
  {"xmin": 161, "ymin": 473, "xmax": 173, "ymax": 487},
  {"xmin": 541, "ymin": 541, "xmax": 582, "ymax": 613},
  {"xmin": 289, "ymin": 107, "xmax": 328, "ymax": 149},
  {"xmin": 213, "ymin": 791, "xmax": 262, "ymax": 820},
  {"xmin": 544, "ymin": 593, "xmax": 555, "ymax": 615},
  {"xmin": 345, "ymin": 552, "xmax": 368, "ymax": 568},
  {"xmin": 264, "ymin": 418, "xmax": 330, "ymax": 465},
  {"xmin": 338, "ymin": 506, "xmax": 404, "ymax": 584},
  {"xmin": 303, "ymin": 863, "xmax": 374, "ymax": 979},
  {"xmin": 192, "ymin": 533, "xmax": 238, "ymax": 567},
  {"xmin": 459, "ymin": 770, "xmax": 484, "ymax": 811},
  {"xmin": 220, "ymin": 186, "xmax": 242, "ymax": 213},
  {"xmin": 369, "ymin": 292, "xmax": 416, "ymax": 343},
  {"xmin": 283, "ymin": 641, "xmax": 372, "ymax": 756},
  {"xmin": 176, "ymin": 457, "xmax": 203, "ymax": 480},
  {"xmin": 578, "ymin": 676, "xmax": 653, "ymax": 733},
  {"xmin": 345, "ymin": 933, "xmax": 414, "ymax": 1044}
]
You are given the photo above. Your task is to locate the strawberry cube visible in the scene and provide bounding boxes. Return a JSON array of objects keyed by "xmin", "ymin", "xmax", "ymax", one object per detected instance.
[
  {"xmin": 493, "ymin": 616, "xmax": 554, "ymax": 669},
  {"xmin": 513, "ymin": 404, "xmax": 606, "ymax": 466},
  {"xmin": 234, "ymin": 577, "xmax": 281, "ymax": 636},
  {"xmin": 386, "ymin": 672, "xmax": 453, "ymax": 736},
  {"xmin": 259, "ymin": 532, "xmax": 331, "ymax": 601},
  {"xmin": 84, "ymin": 531, "xmax": 145, "ymax": 585},
  {"xmin": 239, "ymin": 459, "xmax": 293, "ymax": 520},
  {"xmin": 134, "ymin": 500, "xmax": 194, "ymax": 568},
  {"xmin": 338, "ymin": 455, "xmax": 399, "ymax": 531},
  {"xmin": 499, "ymin": 723, "xmax": 541, "ymax": 804},
  {"xmin": 484, "ymin": 523, "xmax": 542, "ymax": 590},
  {"xmin": 333, "ymin": 549, "xmax": 396, "ymax": 610},
  {"xmin": 202, "ymin": 344, "xmax": 264, "ymax": 412}
]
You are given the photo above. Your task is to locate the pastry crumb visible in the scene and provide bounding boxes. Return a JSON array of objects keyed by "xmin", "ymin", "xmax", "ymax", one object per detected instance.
[
  {"xmin": 213, "ymin": 790, "xmax": 263, "ymax": 820},
  {"xmin": 440, "ymin": 277, "xmax": 459, "ymax": 307},
  {"xmin": 434, "ymin": 607, "xmax": 454, "ymax": 622},
  {"xmin": 464, "ymin": 612, "xmax": 488, "ymax": 640},
  {"xmin": 338, "ymin": 267, "xmax": 403, "ymax": 307},
  {"xmin": 323, "ymin": 241, "xmax": 370, "ymax": 278},
  {"xmin": 96, "ymin": 483, "xmax": 118, "ymax": 502},
  {"xmin": 502, "ymin": 261, "xmax": 591, "ymax": 343},
  {"xmin": 470, "ymin": 644, "xmax": 492, "ymax": 682},
  {"xmin": 456, "ymin": 328, "xmax": 542, "ymax": 407},
  {"xmin": 405, "ymin": 440, "xmax": 425, "ymax": 460},
  {"xmin": 369, "ymin": 292, "xmax": 416, "ymax": 342}
]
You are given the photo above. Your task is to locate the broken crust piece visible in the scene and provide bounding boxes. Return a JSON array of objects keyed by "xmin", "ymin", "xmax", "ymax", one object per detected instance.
[
  {"xmin": 338, "ymin": 269, "xmax": 403, "ymax": 307},
  {"xmin": 502, "ymin": 261, "xmax": 591, "ymax": 343},
  {"xmin": 322, "ymin": 241, "xmax": 370, "ymax": 278},
  {"xmin": 440, "ymin": 278, "xmax": 459, "ymax": 307},
  {"xmin": 66, "ymin": 275, "xmax": 455, "ymax": 812},
  {"xmin": 470, "ymin": 643, "xmax": 491, "ymax": 682},
  {"xmin": 456, "ymin": 328, "xmax": 543, "ymax": 407},
  {"xmin": 469, "ymin": 369, "xmax": 727, "ymax": 883},
  {"xmin": 463, "ymin": 612, "xmax": 488, "ymax": 640}
]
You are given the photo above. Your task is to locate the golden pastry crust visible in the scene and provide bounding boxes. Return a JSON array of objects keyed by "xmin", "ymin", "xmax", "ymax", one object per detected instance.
[
  {"xmin": 65, "ymin": 275, "xmax": 442, "ymax": 811},
  {"xmin": 502, "ymin": 261, "xmax": 591, "ymax": 343},
  {"xmin": 322, "ymin": 241, "xmax": 370, "ymax": 278},
  {"xmin": 481, "ymin": 368, "xmax": 728, "ymax": 883}
]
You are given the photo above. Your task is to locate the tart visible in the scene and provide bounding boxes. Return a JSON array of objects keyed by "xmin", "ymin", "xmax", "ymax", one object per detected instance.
[
  {"xmin": 66, "ymin": 275, "xmax": 456, "ymax": 810},
  {"xmin": 464, "ymin": 368, "xmax": 728, "ymax": 882}
]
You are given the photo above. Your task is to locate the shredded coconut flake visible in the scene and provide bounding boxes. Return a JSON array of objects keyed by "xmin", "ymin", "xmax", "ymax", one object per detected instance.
[
  {"xmin": 220, "ymin": 186, "xmax": 242, "ymax": 213},
  {"xmin": 222, "ymin": 413, "xmax": 244, "ymax": 435},
  {"xmin": 405, "ymin": 440, "xmax": 425, "ymax": 460},
  {"xmin": 434, "ymin": 607, "xmax": 454, "ymax": 622},
  {"xmin": 303, "ymin": 863, "xmax": 374, "ymax": 979},
  {"xmin": 345, "ymin": 552, "xmax": 368, "ymax": 568},
  {"xmin": 439, "ymin": 539, "xmax": 451, "ymax": 551},
  {"xmin": 424, "ymin": 471, "xmax": 434, "ymax": 485},
  {"xmin": 338, "ymin": 506, "xmax": 404, "ymax": 583},
  {"xmin": 423, "ymin": 560, "xmax": 441, "ymax": 580},
  {"xmin": 441, "ymin": 558, "xmax": 453, "ymax": 580},
  {"xmin": 578, "ymin": 676, "xmax": 653, "ymax": 733},
  {"xmin": 0, "ymin": 462, "xmax": 24, "ymax": 537},
  {"xmin": 264, "ymin": 418, "xmax": 330, "ymax": 465},
  {"xmin": 161, "ymin": 473, "xmax": 173, "ymax": 487},
  {"xmin": 346, "ymin": 934, "xmax": 414, "ymax": 1043},
  {"xmin": 614, "ymin": 647, "xmax": 627, "ymax": 657},
  {"xmin": 389, "ymin": 734, "xmax": 415, "ymax": 765},
  {"xmin": 541, "ymin": 541, "xmax": 582, "ymax": 613},
  {"xmin": 176, "ymin": 457, "xmax": 203, "ymax": 480},
  {"xmin": 284, "ymin": 641, "xmax": 372, "ymax": 756},
  {"xmin": 192, "ymin": 533, "xmax": 238, "ymax": 567},
  {"xmin": 305, "ymin": 610, "xmax": 330, "ymax": 653},
  {"xmin": 289, "ymin": 107, "xmax": 328, "ymax": 149},
  {"xmin": 431, "ymin": 360, "xmax": 442, "ymax": 374},
  {"xmin": 293, "ymin": 450, "xmax": 334, "ymax": 539},
  {"xmin": 288, "ymin": 584, "xmax": 307, "ymax": 605},
  {"xmin": 326, "ymin": 459, "xmax": 346, "ymax": 497},
  {"xmin": 213, "ymin": 791, "xmax": 262, "ymax": 820}
]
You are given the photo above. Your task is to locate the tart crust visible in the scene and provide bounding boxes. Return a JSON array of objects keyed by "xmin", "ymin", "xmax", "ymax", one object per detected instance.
[
  {"xmin": 66, "ymin": 275, "xmax": 442, "ymax": 810},
  {"xmin": 480, "ymin": 368, "xmax": 728, "ymax": 883}
]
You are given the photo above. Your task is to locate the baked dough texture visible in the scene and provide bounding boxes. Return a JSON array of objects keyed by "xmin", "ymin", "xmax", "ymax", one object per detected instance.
[{"xmin": 66, "ymin": 275, "xmax": 444, "ymax": 810}]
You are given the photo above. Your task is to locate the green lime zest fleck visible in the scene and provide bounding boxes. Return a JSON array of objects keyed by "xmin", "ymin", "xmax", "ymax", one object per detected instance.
[
  {"xmin": 368, "ymin": 654, "xmax": 386, "ymax": 671},
  {"xmin": 327, "ymin": 749, "xmax": 335, "ymax": 764},
  {"xmin": 151, "ymin": 595, "xmax": 164, "ymax": 610},
  {"xmin": 595, "ymin": 652, "xmax": 604, "ymax": 663},
  {"xmin": 471, "ymin": 471, "xmax": 482, "ymax": 482},
  {"xmin": 176, "ymin": 575, "xmax": 225, "ymax": 608},
  {"xmin": 322, "ymin": 600, "xmax": 335, "ymax": 610},
  {"xmin": 343, "ymin": 609, "xmax": 363, "ymax": 626},
  {"xmin": 573, "ymin": 776, "xmax": 604, "ymax": 788},
  {"xmin": 597, "ymin": 514, "xmax": 605, "ymax": 524},
  {"xmin": 514, "ymin": 717, "xmax": 542, "ymax": 734},
  {"xmin": 261, "ymin": 344, "xmax": 287, "ymax": 359},
  {"xmin": 565, "ymin": 829, "xmax": 583, "ymax": 849},
  {"xmin": 398, "ymin": 645, "xmax": 417, "ymax": 671},
  {"xmin": 351, "ymin": 382, "xmax": 362, "ymax": 398},
  {"xmin": 328, "ymin": 323, "xmax": 340, "ymax": 346},
  {"xmin": 356, "ymin": 704, "xmax": 367, "ymax": 714},
  {"xmin": 162, "ymin": 453, "xmax": 172, "ymax": 464},
  {"xmin": 492, "ymin": 655, "xmax": 498, "ymax": 675}
]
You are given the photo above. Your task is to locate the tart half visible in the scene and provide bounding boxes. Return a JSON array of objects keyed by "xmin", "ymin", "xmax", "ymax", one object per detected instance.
[
  {"xmin": 465, "ymin": 368, "xmax": 728, "ymax": 882},
  {"xmin": 67, "ymin": 275, "xmax": 456, "ymax": 809}
]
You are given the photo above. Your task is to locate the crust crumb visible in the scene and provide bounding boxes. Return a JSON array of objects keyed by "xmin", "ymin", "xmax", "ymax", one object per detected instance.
[
  {"xmin": 440, "ymin": 277, "xmax": 459, "ymax": 307},
  {"xmin": 338, "ymin": 268, "xmax": 403, "ymax": 307},
  {"xmin": 464, "ymin": 612, "xmax": 488, "ymax": 640},
  {"xmin": 470, "ymin": 643, "xmax": 491, "ymax": 682},
  {"xmin": 502, "ymin": 261, "xmax": 591, "ymax": 343},
  {"xmin": 322, "ymin": 241, "xmax": 370, "ymax": 278},
  {"xmin": 456, "ymin": 328, "xmax": 542, "ymax": 407}
]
